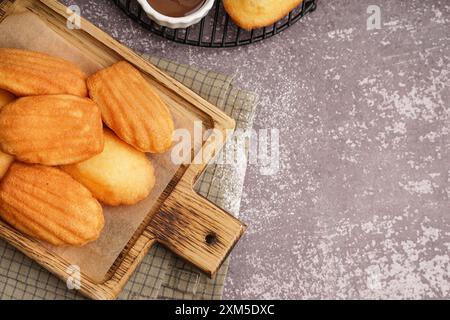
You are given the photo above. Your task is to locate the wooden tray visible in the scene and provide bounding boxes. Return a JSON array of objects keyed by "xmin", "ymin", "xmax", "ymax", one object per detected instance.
[{"xmin": 0, "ymin": 0, "xmax": 246, "ymax": 300}]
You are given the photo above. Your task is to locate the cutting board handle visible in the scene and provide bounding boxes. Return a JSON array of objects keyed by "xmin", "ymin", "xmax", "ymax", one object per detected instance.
[{"xmin": 148, "ymin": 179, "xmax": 246, "ymax": 277}]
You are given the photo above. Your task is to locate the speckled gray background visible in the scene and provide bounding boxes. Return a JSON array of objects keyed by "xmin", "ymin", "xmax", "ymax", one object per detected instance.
[{"xmin": 61, "ymin": 0, "xmax": 450, "ymax": 299}]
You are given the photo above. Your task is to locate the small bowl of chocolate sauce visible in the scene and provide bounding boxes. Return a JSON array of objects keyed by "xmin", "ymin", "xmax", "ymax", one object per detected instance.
[{"xmin": 137, "ymin": 0, "xmax": 215, "ymax": 29}]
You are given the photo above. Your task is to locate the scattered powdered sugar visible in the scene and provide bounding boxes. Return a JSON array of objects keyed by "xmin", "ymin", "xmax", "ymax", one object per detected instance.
[
  {"xmin": 327, "ymin": 28, "xmax": 355, "ymax": 41},
  {"xmin": 399, "ymin": 180, "xmax": 434, "ymax": 195}
]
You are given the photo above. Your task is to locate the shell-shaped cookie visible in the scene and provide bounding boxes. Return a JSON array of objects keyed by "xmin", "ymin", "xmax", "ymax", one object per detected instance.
[
  {"xmin": 87, "ymin": 61, "xmax": 174, "ymax": 153},
  {"xmin": 0, "ymin": 95, "xmax": 104, "ymax": 166},
  {"xmin": 0, "ymin": 163, "xmax": 104, "ymax": 246},
  {"xmin": 223, "ymin": 0, "xmax": 303, "ymax": 30},
  {"xmin": 62, "ymin": 129, "xmax": 155, "ymax": 206},
  {"xmin": 0, "ymin": 48, "xmax": 87, "ymax": 97}
]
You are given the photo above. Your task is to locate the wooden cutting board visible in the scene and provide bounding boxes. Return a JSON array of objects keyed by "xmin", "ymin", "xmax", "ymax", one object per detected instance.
[{"xmin": 0, "ymin": 0, "xmax": 246, "ymax": 300}]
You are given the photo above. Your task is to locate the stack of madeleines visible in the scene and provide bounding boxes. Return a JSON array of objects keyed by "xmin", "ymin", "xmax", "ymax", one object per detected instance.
[{"xmin": 0, "ymin": 48, "xmax": 174, "ymax": 246}]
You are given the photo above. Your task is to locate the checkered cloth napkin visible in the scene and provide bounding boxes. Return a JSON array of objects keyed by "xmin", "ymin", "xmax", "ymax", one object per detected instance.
[{"xmin": 0, "ymin": 56, "xmax": 257, "ymax": 300}]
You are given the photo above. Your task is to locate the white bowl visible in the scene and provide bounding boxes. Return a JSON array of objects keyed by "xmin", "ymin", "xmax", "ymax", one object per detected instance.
[{"xmin": 136, "ymin": 0, "xmax": 215, "ymax": 29}]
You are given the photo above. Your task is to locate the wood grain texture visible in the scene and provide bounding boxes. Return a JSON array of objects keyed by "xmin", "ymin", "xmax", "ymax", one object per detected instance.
[
  {"xmin": 152, "ymin": 180, "xmax": 246, "ymax": 277},
  {"xmin": 0, "ymin": 0, "xmax": 244, "ymax": 300},
  {"xmin": 0, "ymin": 0, "xmax": 14, "ymax": 23}
]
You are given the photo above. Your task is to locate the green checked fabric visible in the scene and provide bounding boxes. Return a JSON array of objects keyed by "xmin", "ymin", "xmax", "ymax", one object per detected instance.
[{"xmin": 0, "ymin": 56, "xmax": 258, "ymax": 300}]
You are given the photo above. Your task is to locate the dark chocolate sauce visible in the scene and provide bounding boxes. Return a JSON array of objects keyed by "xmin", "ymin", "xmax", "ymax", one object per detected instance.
[{"xmin": 147, "ymin": 0, "xmax": 206, "ymax": 17}]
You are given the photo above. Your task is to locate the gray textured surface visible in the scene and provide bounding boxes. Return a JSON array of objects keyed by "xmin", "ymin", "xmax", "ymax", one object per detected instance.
[{"xmin": 62, "ymin": 0, "xmax": 450, "ymax": 299}]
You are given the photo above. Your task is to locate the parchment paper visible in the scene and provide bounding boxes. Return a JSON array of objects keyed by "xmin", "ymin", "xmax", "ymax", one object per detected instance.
[{"xmin": 0, "ymin": 12, "xmax": 203, "ymax": 282}]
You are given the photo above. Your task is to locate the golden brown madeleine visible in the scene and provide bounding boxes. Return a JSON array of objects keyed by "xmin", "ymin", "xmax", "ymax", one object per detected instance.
[
  {"xmin": 0, "ymin": 48, "xmax": 87, "ymax": 97},
  {"xmin": 0, "ymin": 95, "xmax": 104, "ymax": 166},
  {"xmin": 0, "ymin": 163, "xmax": 104, "ymax": 246},
  {"xmin": 62, "ymin": 129, "xmax": 155, "ymax": 206},
  {"xmin": 87, "ymin": 61, "xmax": 174, "ymax": 153},
  {"xmin": 223, "ymin": 0, "xmax": 303, "ymax": 30},
  {"xmin": 0, "ymin": 88, "xmax": 15, "ymax": 109}
]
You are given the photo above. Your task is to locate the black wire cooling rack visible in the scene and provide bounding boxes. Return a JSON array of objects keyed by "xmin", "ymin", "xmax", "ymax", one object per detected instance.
[{"xmin": 113, "ymin": 0, "xmax": 317, "ymax": 47}]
